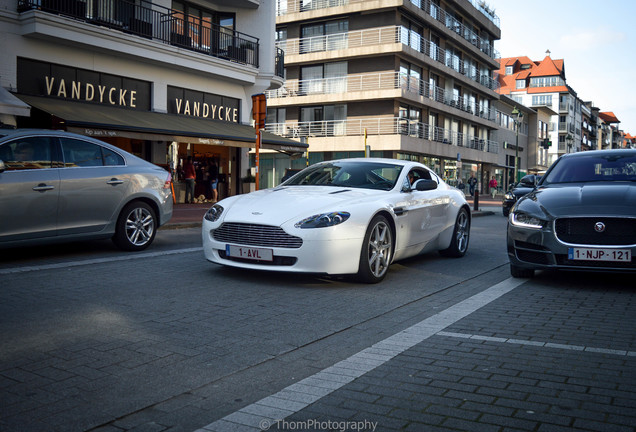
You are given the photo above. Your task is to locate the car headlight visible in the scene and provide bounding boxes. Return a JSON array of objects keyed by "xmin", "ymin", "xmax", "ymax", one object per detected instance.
[
  {"xmin": 509, "ymin": 211, "xmax": 546, "ymax": 229},
  {"xmin": 204, "ymin": 204, "xmax": 224, "ymax": 222},
  {"xmin": 504, "ymin": 192, "xmax": 515, "ymax": 200},
  {"xmin": 295, "ymin": 212, "xmax": 350, "ymax": 229}
]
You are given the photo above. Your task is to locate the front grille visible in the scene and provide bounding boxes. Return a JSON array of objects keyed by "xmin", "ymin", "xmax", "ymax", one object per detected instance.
[
  {"xmin": 555, "ymin": 217, "xmax": 636, "ymax": 246},
  {"xmin": 212, "ymin": 222, "xmax": 303, "ymax": 249}
]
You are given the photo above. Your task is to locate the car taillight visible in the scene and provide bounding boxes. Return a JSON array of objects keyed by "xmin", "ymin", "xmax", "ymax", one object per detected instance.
[{"xmin": 164, "ymin": 172, "xmax": 172, "ymax": 189}]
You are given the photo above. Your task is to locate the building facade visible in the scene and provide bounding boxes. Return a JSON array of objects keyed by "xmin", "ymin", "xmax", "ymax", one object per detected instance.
[
  {"xmin": 0, "ymin": 0, "xmax": 305, "ymax": 200},
  {"xmin": 497, "ymin": 53, "xmax": 580, "ymax": 166},
  {"xmin": 265, "ymin": 0, "xmax": 502, "ymax": 190}
]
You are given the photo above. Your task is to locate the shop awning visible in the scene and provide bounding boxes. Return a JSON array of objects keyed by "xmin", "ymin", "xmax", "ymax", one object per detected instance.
[
  {"xmin": 14, "ymin": 94, "xmax": 307, "ymax": 153},
  {"xmin": 1, "ymin": 88, "xmax": 31, "ymax": 119}
]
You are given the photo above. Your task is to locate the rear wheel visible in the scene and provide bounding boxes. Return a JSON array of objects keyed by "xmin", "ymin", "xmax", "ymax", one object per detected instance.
[
  {"xmin": 112, "ymin": 201, "xmax": 157, "ymax": 251},
  {"xmin": 439, "ymin": 207, "xmax": 470, "ymax": 257},
  {"xmin": 510, "ymin": 263, "xmax": 534, "ymax": 278},
  {"xmin": 356, "ymin": 215, "xmax": 393, "ymax": 284}
]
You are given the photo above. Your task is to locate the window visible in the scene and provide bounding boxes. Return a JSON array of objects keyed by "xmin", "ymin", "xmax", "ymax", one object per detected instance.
[
  {"xmin": 516, "ymin": 79, "xmax": 525, "ymax": 89},
  {"xmin": 400, "ymin": 61, "xmax": 422, "ymax": 94},
  {"xmin": 301, "ymin": 19, "xmax": 348, "ymax": 53},
  {"xmin": 300, "ymin": 62, "xmax": 347, "ymax": 94},
  {"xmin": 300, "ymin": 104, "xmax": 347, "ymax": 135},
  {"xmin": 505, "ymin": 66, "xmax": 513, "ymax": 75},
  {"xmin": 171, "ymin": 1, "xmax": 235, "ymax": 52},
  {"xmin": 400, "ymin": 18, "xmax": 422, "ymax": 52},
  {"xmin": 532, "ymin": 95, "xmax": 553, "ymax": 106},
  {"xmin": 0, "ymin": 137, "xmax": 55, "ymax": 171},
  {"xmin": 61, "ymin": 139, "xmax": 124, "ymax": 167}
]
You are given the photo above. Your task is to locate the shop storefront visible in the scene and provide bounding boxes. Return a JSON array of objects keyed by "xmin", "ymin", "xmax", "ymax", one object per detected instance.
[{"xmin": 11, "ymin": 58, "xmax": 306, "ymax": 201}]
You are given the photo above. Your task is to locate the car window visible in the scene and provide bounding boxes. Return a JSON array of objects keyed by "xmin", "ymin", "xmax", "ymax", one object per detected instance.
[
  {"xmin": 544, "ymin": 153, "xmax": 636, "ymax": 184},
  {"xmin": 285, "ymin": 162, "xmax": 402, "ymax": 191},
  {"xmin": 0, "ymin": 137, "xmax": 54, "ymax": 170},
  {"xmin": 61, "ymin": 138, "xmax": 105, "ymax": 167},
  {"xmin": 103, "ymin": 147, "xmax": 125, "ymax": 166}
]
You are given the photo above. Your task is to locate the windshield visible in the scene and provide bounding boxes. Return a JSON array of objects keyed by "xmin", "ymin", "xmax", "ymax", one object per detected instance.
[
  {"xmin": 542, "ymin": 153, "xmax": 636, "ymax": 185},
  {"xmin": 283, "ymin": 161, "xmax": 404, "ymax": 191}
]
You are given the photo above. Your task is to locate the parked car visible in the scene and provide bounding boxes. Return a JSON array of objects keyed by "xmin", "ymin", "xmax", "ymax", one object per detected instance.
[
  {"xmin": 507, "ymin": 149, "xmax": 636, "ymax": 278},
  {"xmin": 202, "ymin": 158, "xmax": 471, "ymax": 283},
  {"xmin": 0, "ymin": 129, "xmax": 173, "ymax": 251},
  {"xmin": 502, "ymin": 174, "xmax": 541, "ymax": 217}
]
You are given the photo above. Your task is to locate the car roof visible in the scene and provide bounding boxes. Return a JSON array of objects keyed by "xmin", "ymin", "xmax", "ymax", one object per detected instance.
[{"xmin": 562, "ymin": 149, "xmax": 636, "ymax": 158}]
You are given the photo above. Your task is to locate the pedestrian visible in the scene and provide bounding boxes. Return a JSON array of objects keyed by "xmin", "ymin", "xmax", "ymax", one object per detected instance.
[
  {"xmin": 183, "ymin": 156, "xmax": 196, "ymax": 204},
  {"xmin": 468, "ymin": 174, "xmax": 477, "ymax": 197},
  {"xmin": 457, "ymin": 179, "xmax": 465, "ymax": 193},
  {"xmin": 489, "ymin": 175, "xmax": 498, "ymax": 199},
  {"xmin": 208, "ymin": 159, "xmax": 219, "ymax": 202}
]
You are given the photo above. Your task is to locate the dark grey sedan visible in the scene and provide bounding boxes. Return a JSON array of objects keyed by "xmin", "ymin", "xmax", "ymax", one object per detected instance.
[
  {"xmin": 0, "ymin": 129, "xmax": 173, "ymax": 251},
  {"xmin": 507, "ymin": 149, "xmax": 636, "ymax": 278}
]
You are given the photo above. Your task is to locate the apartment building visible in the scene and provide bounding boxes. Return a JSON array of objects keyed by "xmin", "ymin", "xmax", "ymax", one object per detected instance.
[
  {"xmin": 497, "ymin": 53, "xmax": 580, "ymax": 166},
  {"xmin": 0, "ymin": 0, "xmax": 305, "ymax": 199},
  {"xmin": 264, "ymin": 0, "xmax": 502, "ymax": 189},
  {"xmin": 495, "ymin": 94, "xmax": 551, "ymax": 190}
]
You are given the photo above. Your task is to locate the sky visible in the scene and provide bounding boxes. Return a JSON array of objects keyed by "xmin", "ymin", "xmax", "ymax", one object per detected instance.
[{"xmin": 491, "ymin": 0, "xmax": 636, "ymax": 134}]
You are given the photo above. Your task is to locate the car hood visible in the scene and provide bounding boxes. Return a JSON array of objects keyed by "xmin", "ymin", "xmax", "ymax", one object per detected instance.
[
  {"xmin": 222, "ymin": 186, "xmax": 384, "ymax": 225},
  {"xmin": 524, "ymin": 182, "xmax": 636, "ymax": 217}
]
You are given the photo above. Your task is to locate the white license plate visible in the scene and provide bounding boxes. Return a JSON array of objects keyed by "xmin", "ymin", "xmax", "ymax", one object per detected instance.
[
  {"xmin": 226, "ymin": 244, "xmax": 273, "ymax": 262},
  {"xmin": 568, "ymin": 247, "xmax": 632, "ymax": 262}
]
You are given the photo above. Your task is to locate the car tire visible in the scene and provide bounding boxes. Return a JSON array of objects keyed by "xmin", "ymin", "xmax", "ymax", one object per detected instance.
[
  {"xmin": 356, "ymin": 215, "xmax": 393, "ymax": 284},
  {"xmin": 510, "ymin": 263, "xmax": 534, "ymax": 278},
  {"xmin": 439, "ymin": 207, "xmax": 470, "ymax": 258},
  {"xmin": 112, "ymin": 201, "xmax": 157, "ymax": 251}
]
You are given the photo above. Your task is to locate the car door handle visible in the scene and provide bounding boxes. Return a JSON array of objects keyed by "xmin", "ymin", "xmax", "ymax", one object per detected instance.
[
  {"xmin": 32, "ymin": 183, "xmax": 55, "ymax": 192},
  {"xmin": 107, "ymin": 178, "xmax": 124, "ymax": 186}
]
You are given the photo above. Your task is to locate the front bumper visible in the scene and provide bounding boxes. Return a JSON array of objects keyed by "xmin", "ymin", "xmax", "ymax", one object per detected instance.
[
  {"xmin": 202, "ymin": 219, "xmax": 365, "ymax": 275},
  {"xmin": 507, "ymin": 222, "xmax": 636, "ymax": 272}
]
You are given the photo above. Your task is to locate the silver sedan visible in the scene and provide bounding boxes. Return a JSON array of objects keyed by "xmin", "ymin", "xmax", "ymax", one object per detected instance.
[{"xmin": 0, "ymin": 129, "xmax": 173, "ymax": 251}]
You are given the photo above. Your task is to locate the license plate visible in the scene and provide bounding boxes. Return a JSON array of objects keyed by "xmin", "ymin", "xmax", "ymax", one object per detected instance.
[
  {"xmin": 568, "ymin": 247, "xmax": 632, "ymax": 262},
  {"xmin": 226, "ymin": 244, "xmax": 273, "ymax": 262}
]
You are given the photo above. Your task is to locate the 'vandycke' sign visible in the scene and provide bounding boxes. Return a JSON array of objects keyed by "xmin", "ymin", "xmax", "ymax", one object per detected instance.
[
  {"xmin": 167, "ymin": 86, "xmax": 240, "ymax": 123},
  {"xmin": 16, "ymin": 58, "xmax": 151, "ymax": 110}
]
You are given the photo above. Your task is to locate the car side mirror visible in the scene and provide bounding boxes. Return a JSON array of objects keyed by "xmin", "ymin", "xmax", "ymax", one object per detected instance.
[
  {"xmin": 415, "ymin": 179, "xmax": 438, "ymax": 191},
  {"xmin": 0, "ymin": 159, "xmax": 5, "ymax": 173}
]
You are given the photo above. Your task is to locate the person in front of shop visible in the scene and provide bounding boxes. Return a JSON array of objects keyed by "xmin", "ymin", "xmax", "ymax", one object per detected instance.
[
  {"xmin": 489, "ymin": 175, "xmax": 498, "ymax": 199},
  {"xmin": 208, "ymin": 159, "xmax": 219, "ymax": 202},
  {"xmin": 184, "ymin": 156, "xmax": 196, "ymax": 204}
]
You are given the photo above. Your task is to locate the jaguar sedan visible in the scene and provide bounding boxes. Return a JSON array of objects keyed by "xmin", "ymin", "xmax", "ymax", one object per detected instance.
[
  {"xmin": 0, "ymin": 129, "xmax": 173, "ymax": 251},
  {"xmin": 508, "ymin": 149, "xmax": 636, "ymax": 278},
  {"xmin": 202, "ymin": 158, "xmax": 471, "ymax": 283}
]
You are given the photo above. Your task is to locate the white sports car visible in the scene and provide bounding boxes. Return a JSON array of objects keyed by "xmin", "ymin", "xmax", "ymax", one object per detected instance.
[{"xmin": 202, "ymin": 158, "xmax": 471, "ymax": 283}]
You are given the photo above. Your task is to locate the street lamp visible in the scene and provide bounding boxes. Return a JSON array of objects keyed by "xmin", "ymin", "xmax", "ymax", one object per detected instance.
[{"xmin": 512, "ymin": 106, "xmax": 523, "ymax": 184}]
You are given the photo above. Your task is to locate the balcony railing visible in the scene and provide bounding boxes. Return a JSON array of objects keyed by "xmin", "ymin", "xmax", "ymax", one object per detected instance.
[
  {"xmin": 276, "ymin": 0, "xmax": 499, "ymax": 59},
  {"xmin": 18, "ymin": 0, "xmax": 261, "ymax": 68},
  {"xmin": 264, "ymin": 117, "xmax": 498, "ymax": 153},
  {"xmin": 265, "ymin": 71, "xmax": 497, "ymax": 122},
  {"xmin": 278, "ymin": 26, "xmax": 498, "ymax": 91}
]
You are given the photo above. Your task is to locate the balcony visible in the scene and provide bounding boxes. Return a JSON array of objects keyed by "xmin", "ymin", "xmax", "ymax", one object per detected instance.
[
  {"xmin": 279, "ymin": 25, "xmax": 499, "ymax": 92},
  {"xmin": 276, "ymin": 0, "xmax": 499, "ymax": 60},
  {"xmin": 18, "ymin": 0, "xmax": 263, "ymax": 70},
  {"xmin": 264, "ymin": 117, "xmax": 499, "ymax": 153},
  {"xmin": 266, "ymin": 71, "xmax": 497, "ymax": 123}
]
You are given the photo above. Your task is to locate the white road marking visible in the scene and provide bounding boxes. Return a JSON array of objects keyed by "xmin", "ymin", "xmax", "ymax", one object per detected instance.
[
  {"xmin": 0, "ymin": 247, "xmax": 203, "ymax": 275},
  {"xmin": 437, "ymin": 331, "xmax": 636, "ymax": 356},
  {"xmin": 196, "ymin": 277, "xmax": 528, "ymax": 432}
]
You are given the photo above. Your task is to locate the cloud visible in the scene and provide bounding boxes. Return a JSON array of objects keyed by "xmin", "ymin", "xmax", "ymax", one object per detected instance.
[{"xmin": 560, "ymin": 28, "xmax": 626, "ymax": 51}]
